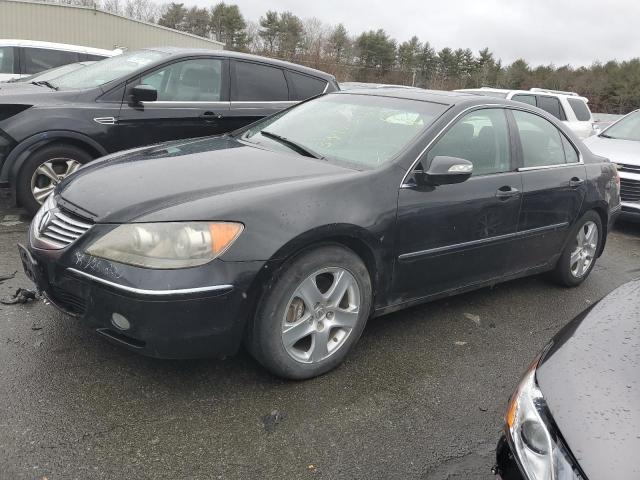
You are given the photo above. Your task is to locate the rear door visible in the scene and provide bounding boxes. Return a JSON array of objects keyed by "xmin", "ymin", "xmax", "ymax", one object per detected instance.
[
  {"xmin": 117, "ymin": 57, "xmax": 230, "ymax": 149},
  {"xmin": 224, "ymin": 60, "xmax": 296, "ymax": 131},
  {"xmin": 507, "ymin": 108, "xmax": 587, "ymax": 273},
  {"xmin": 393, "ymin": 108, "xmax": 523, "ymax": 301}
]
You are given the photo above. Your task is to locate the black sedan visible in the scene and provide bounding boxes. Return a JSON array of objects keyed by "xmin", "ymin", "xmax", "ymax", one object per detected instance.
[
  {"xmin": 0, "ymin": 48, "xmax": 337, "ymax": 214},
  {"xmin": 20, "ymin": 89, "xmax": 621, "ymax": 379},
  {"xmin": 494, "ymin": 279, "xmax": 640, "ymax": 479}
]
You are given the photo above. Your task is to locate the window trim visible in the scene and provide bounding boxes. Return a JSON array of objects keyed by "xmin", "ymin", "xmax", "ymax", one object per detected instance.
[
  {"xmin": 401, "ymin": 104, "xmax": 583, "ymax": 187},
  {"xmin": 507, "ymin": 108, "xmax": 583, "ymax": 171}
]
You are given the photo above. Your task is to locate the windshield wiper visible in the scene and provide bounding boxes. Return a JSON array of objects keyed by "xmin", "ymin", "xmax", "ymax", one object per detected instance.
[
  {"xmin": 31, "ymin": 81, "xmax": 58, "ymax": 90},
  {"xmin": 599, "ymin": 133, "xmax": 615, "ymax": 139},
  {"xmin": 260, "ymin": 130, "xmax": 323, "ymax": 159}
]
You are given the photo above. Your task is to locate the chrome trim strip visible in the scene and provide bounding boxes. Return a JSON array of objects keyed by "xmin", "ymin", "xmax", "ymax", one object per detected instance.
[
  {"xmin": 230, "ymin": 101, "xmax": 298, "ymax": 105},
  {"xmin": 67, "ymin": 268, "xmax": 234, "ymax": 296},
  {"xmin": 517, "ymin": 162, "xmax": 583, "ymax": 172},
  {"xmin": 621, "ymin": 201, "xmax": 640, "ymax": 211},
  {"xmin": 322, "ymin": 82, "xmax": 330, "ymax": 93},
  {"xmin": 93, "ymin": 117, "xmax": 115, "ymax": 125},
  {"xmin": 398, "ymin": 222, "xmax": 569, "ymax": 261},
  {"xmin": 141, "ymin": 101, "xmax": 230, "ymax": 107}
]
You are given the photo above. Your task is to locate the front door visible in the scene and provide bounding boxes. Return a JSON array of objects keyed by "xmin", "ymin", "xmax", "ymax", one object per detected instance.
[
  {"xmin": 393, "ymin": 108, "xmax": 523, "ymax": 303},
  {"xmin": 117, "ymin": 57, "xmax": 230, "ymax": 149},
  {"xmin": 507, "ymin": 109, "xmax": 587, "ymax": 273}
]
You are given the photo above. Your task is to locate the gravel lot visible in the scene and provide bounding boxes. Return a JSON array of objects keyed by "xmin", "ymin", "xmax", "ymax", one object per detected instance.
[{"xmin": 1, "ymin": 209, "xmax": 639, "ymax": 480}]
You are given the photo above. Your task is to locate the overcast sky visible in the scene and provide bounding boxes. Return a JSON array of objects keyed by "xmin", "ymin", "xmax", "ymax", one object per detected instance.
[{"xmin": 191, "ymin": 0, "xmax": 640, "ymax": 67}]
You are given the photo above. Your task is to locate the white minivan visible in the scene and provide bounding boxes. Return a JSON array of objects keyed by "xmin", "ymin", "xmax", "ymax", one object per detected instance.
[
  {"xmin": 0, "ymin": 39, "xmax": 121, "ymax": 82},
  {"xmin": 456, "ymin": 87, "xmax": 596, "ymax": 139}
]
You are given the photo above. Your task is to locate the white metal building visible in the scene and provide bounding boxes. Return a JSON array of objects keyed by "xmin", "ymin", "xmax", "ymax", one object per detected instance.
[{"xmin": 0, "ymin": 0, "xmax": 224, "ymax": 51}]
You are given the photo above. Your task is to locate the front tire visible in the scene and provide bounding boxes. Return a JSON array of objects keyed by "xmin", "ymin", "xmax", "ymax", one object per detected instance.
[
  {"xmin": 248, "ymin": 245, "xmax": 372, "ymax": 380},
  {"xmin": 553, "ymin": 210, "xmax": 603, "ymax": 287},
  {"xmin": 16, "ymin": 144, "xmax": 92, "ymax": 215}
]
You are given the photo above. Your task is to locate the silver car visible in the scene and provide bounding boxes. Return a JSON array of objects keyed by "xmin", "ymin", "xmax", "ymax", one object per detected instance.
[{"xmin": 584, "ymin": 109, "xmax": 640, "ymax": 221}]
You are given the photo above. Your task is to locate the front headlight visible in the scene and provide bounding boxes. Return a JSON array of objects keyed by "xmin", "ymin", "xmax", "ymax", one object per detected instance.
[
  {"xmin": 506, "ymin": 361, "xmax": 584, "ymax": 480},
  {"xmin": 86, "ymin": 222, "xmax": 243, "ymax": 269}
]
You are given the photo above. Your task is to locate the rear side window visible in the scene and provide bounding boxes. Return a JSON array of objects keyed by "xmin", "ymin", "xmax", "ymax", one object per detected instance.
[
  {"xmin": 536, "ymin": 96, "xmax": 566, "ymax": 121},
  {"xmin": 22, "ymin": 48, "xmax": 80, "ymax": 74},
  {"xmin": 0, "ymin": 46, "xmax": 15, "ymax": 74},
  {"xmin": 567, "ymin": 98, "xmax": 592, "ymax": 121},
  {"xmin": 513, "ymin": 110, "xmax": 566, "ymax": 167},
  {"xmin": 427, "ymin": 108, "xmax": 511, "ymax": 176},
  {"xmin": 287, "ymin": 71, "xmax": 326, "ymax": 100},
  {"xmin": 233, "ymin": 61, "xmax": 288, "ymax": 101},
  {"xmin": 511, "ymin": 94, "xmax": 536, "ymax": 106}
]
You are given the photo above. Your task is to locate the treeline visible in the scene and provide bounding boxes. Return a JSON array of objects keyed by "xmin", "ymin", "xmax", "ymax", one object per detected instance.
[{"xmin": 49, "ymin": 0, "xmax": 640, "ymax": 113}]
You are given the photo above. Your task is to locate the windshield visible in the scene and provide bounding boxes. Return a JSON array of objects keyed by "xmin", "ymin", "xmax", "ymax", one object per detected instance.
[
  {"xmin": 602, "ymin": 110, "xmax": 640, "ymax": 141},
  {"xmin": 240, "ymin": 93, "xmax": 447, "ymax": 169},
  {"xmin": 51, "ymin": 50, "xmax": 169, "ymax": 90}
]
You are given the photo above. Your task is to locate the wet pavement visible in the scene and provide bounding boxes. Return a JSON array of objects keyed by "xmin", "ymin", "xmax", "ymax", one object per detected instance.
[{"xmin": 2, "ymin": 210, "xmax": 639, "ymax": 480}]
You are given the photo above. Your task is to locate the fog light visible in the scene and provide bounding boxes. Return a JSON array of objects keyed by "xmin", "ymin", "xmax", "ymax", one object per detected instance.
[{"xmin": 111, "ymin": 312, "xmax": 131, "ymax": 331}]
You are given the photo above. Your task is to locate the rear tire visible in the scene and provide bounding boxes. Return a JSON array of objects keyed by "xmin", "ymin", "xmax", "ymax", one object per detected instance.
[
  {"xmin": 553, "ymin": 210, "xmax": 603, "ymax": 287},
  {"xmin": 247, "ymin": 245, "xmax": 372, "ymax": 380},
  {"xmin": 16, "ymin": 143, "xmax": 92, "ymax": 215}
]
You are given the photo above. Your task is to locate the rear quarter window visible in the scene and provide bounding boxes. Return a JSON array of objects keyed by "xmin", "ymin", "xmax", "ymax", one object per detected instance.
[
  {"xmin": 287, "ymin": 71, "xmax": 327, "ymax": 100},
  {"xmin": 536, "ymin": 96, "xmax": 567, "ymax": 121},
  {"xmin": 567, "ymin": 98, "xmax": 592, "ymax": 121}
]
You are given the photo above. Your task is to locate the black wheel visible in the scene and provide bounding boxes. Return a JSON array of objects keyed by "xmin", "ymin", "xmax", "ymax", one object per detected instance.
[
  {"xmin": 553, "ymin": 211, "xmax": 603, "ymax": 287},
  {"xmin": 247, "ymin": 245, "xmax": 372, "ymax": 380},
  {"xmin": 16, "ymin": 144, "xmax": 92, "ymax": 215}
]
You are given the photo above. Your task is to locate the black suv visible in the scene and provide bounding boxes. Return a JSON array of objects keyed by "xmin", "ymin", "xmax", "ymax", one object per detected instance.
[{"xmin": 0, "ymin": 48, "xmax": 338, "ymax": 213}]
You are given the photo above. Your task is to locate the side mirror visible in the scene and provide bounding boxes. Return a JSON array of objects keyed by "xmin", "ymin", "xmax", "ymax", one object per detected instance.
[
  {"xmin": 415, "ymin": 156, "xmax": 473, "ymax": 186},
  {"xmin": 131, "ymin": 84, "xmax": 157, "ymax": 103}
]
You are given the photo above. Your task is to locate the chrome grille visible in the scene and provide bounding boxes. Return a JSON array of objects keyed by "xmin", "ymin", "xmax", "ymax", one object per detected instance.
[
  {"xmin": 41, "ymin": 210, "xmax": 92, "ymax": 246},
  {"xmin": 617, "ymin": 163, "xmax": 640, "ymax": 174},
  {"xmin": 620, "ymin": 178, "xmax": 640, "ymax": 203},
  {"xmin": 32, "ymin": 196, "xmax": 93, "ymax": 249}
]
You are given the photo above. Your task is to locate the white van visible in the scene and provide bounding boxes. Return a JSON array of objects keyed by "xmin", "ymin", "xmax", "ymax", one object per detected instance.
[
  {"xmin": 0, "ymin": 39, "xmax": 121, "ymax": 82},
  {"xmin": 456, "ymin": 87, "xmax": 596, "ymax": 139}
]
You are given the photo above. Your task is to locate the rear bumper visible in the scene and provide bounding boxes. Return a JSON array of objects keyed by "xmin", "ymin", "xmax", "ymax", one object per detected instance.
[{"xmin": 21, "ymin": 233, "xmax": 264, "ymax": 359}]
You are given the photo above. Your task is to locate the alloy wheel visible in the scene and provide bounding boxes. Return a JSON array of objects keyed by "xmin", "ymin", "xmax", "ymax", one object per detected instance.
[
  {"xmin": 30, "ymin": 158, "xmax": 82, "ymax": 204},
  {"xmin": 282, "ymin": 267, "xmax": 360, "ymax": 364},
  {"xmin": 570, "ymin": 220, "xmax": 598, "ymax": 278}
]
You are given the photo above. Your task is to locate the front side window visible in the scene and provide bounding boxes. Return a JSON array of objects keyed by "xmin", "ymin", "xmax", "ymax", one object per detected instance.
[
  {"xmin": 240, "ymin": 93, "xmax": 447, "ymax": 169},
  {"xmin": 0, "ymin": 46, "xmax": 15, "ymax": 74},
  {"xmin": 601, "ymin": 110, "xmax": 640, "ymax": 141},
  {"xmin": 426, "ymin": 108, "xmax": 511, "ymax": 176},
  {"xmin": 52, "ymin": 50, "xmax": 169, "ymax": 89},
  {"xmin": 536, "ymin": 96, "xmax": 566, "ymax": 120},
  {"xmin": 511, "ymin": 94, "xmax": 536, "ymax": 106},
  {"xmin": 233, "ymin": 61, "xmax": 288, "ymax": 101},
  {"xmin": 567, "ymin": 98, "xmax": 592, "ymax": 121},
  {"xmin": 23, "ymin": 48, "xmax": 79, "ymax": 75},
  {"xmin": 140, "ymin": 58, "xmax": 222, "ymax": 101},
  {"xmin": 513, "ymin": 110, "xmax": 566, "ymax": 167}
]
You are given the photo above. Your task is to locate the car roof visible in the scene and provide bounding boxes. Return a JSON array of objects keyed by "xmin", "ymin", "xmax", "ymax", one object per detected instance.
[
  {"xmin": 0, "ymin": 39, "xmax": 119, "ymax": 56},
  {"xmin": 458, "ymin": 87, "xmax": 589, "ymax": 102},
  {"xmin": 143, "ymin": 47, "xmax": 336, "ymax": 81}
]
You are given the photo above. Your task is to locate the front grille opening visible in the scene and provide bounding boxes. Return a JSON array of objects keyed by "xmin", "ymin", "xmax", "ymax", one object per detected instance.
[
  {"xmin": 620, "ymin": 178, "xmax": 640, "ymax": 202},
  {"xmin": 49, "ymin": 287, "xmax": 87, "ymax": 316},
  {"xmin": 96, "ymin": 328, "xmax": 146, "ymax": 349}
]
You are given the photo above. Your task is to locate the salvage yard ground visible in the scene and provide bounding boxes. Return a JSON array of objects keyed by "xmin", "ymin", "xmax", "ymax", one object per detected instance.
[{"xmin": 1, "ymin": 212, "xmax": 640, "ymax": 480}]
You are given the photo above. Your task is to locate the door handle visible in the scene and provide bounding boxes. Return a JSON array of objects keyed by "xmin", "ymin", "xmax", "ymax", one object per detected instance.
[
  {"xmin": 569, "ymin": 177, "xmax": 585, "ymax": 188},
  {"xmin": 200, "ymin": 111, "xmax": 223, "ymax": 121},
  {"xmin": 495, "ymin": 185, "xmax": 520, "ymax": 199}
]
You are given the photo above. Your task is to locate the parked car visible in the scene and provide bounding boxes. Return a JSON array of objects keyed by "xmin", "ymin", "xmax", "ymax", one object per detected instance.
[
  {"xmin": 19, "ymin": 89, "xmax": 620, "ymax": 379},
  {"xmin": 0, "ymin": 39, "xmax": 120, "ymax": 82},
  {"xmin": 4, "ymin": 61, "xmax": 95, "ymax": 85},
  {"xmin": 0, "ymin": 47, "xmax": 338, "ymax": 213},
  {"xmin": 493, "ymin": 279, "xmax": 639, "ymax": 480},
  {"xmin": 584, "ymin": 109, "xmax": 640, "ymax": 222},
  {"xmin": 457, "ymin": 87, "xmax": 596, "ymax": 139}
]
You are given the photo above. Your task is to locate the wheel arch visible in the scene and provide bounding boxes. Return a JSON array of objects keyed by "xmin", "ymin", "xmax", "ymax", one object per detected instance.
[
  {"xmin": 2, "ymin": 131, "xmax": 107, "ymax": 187},
  {"xmin": 241, "ymin": 224, "xmax": 387, "ymax": 336}
]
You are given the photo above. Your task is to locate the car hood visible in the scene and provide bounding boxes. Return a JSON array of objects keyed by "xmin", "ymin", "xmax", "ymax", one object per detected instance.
[
  {"xmin": 583, "ymin": 135, "xmax": 640, "ymax": 165},
  {"xmin": 536, "ymin": 280, "xmax": 640, "ymax": 480},
  {"xmin": 58, "ymin": 136, "xmax": 355, "ymax": 223}
]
